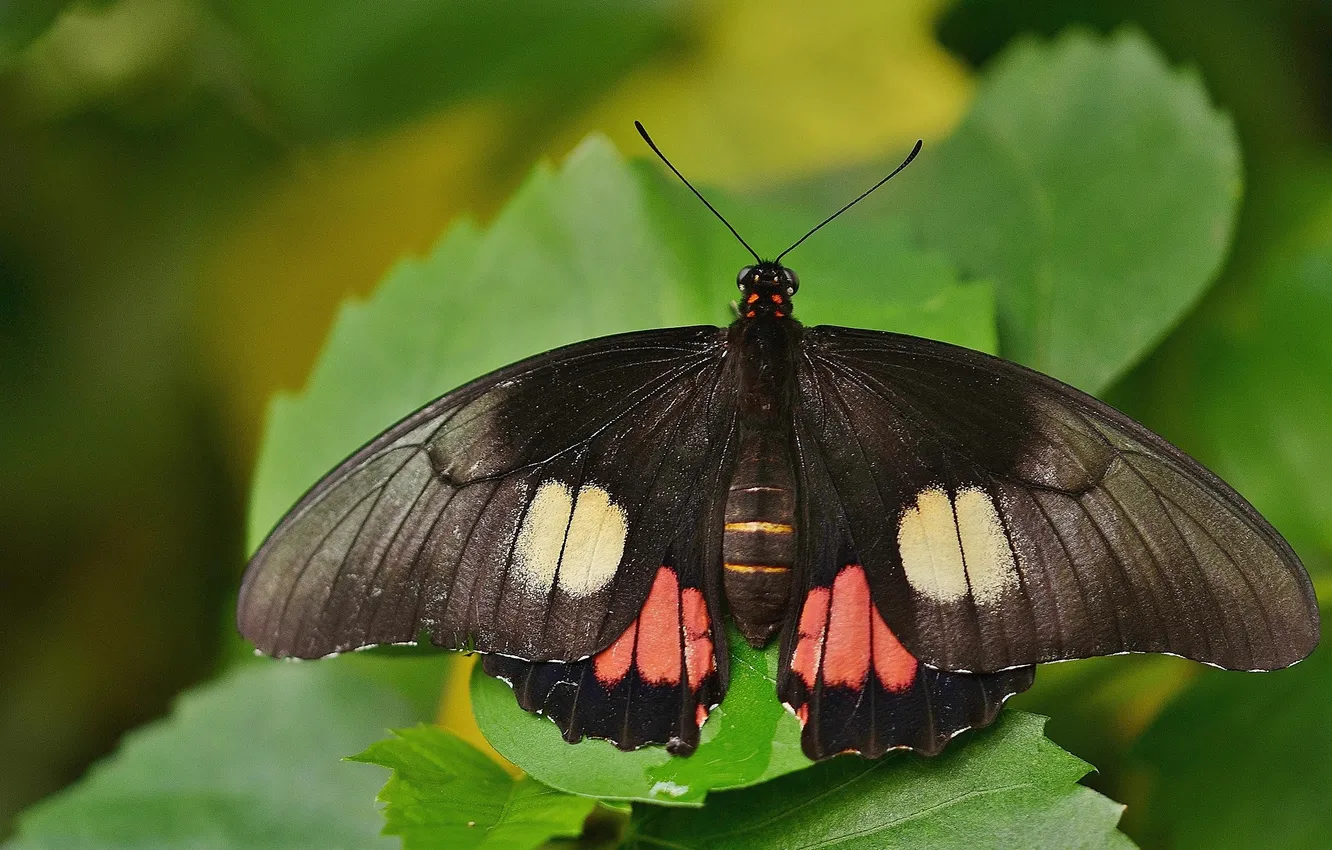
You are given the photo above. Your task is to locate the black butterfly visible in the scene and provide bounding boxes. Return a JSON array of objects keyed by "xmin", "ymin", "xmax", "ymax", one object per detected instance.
[{"xmin": 238, "ymin": 123, "xmax": 1319, "ymax": 761}]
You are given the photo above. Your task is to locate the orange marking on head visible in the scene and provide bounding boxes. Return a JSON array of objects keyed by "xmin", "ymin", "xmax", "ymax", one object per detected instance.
[
  {"xmin": 746, "ymin": 292, "xmax": 760, "ymax": 304},
  {"xmin": 770, "ymin": 293, "xmax": 783, "ymax": 303},
  {"xmin": 746, "ymin": 310, "xmax": 757, "ymax": 318},
  {"xmin": 774, "ymin": 311, "xmax": 786, "ymax": 318},
  {"xmin": 822, "ymin": 566, "xmax": 872, "ymax": 687},
  {"xmin": 790, "ymin": 587, "xmax": 830, "ymax": 687},
  {"xmin": 594, "ymin": 620, "xmax": 637, "ymax": 686},
  {"xmin": 635, "ymin": 567, "xmax": 682, "ymax": 686},
  {"xmin": 681, "ymin": 587, "xmax": 715, "ymax": 690},
  {"xmin": 871, "ymin": 606, "xmax": 918, "ymax": 693},
  {"xmin": 696, "ymin": 704, "xmax": 709, "ymax": 728}
]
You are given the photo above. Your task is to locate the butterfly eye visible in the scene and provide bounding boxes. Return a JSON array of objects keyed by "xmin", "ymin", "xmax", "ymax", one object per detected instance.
[
  {"xmin": 782, "ymin": 267, "xmax": 800, "ymax": 293},
  {"xmin": 737, "ymin": 265, "xmax": 756, "ymax": 290}
]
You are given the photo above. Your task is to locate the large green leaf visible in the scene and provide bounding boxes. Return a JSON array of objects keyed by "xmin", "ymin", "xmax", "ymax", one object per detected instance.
[
  {"xmin": 626, "ymin": 712, "xmax": 1134, "ymax": 849},
  {"xmin": 896, "ymin": 28, "xmax": 1241, "ymax": 394},
  {"xmin": 7, "ymin": 655, "xmax": 448, "ymax": 849},
  {"xmin": 470, "ymin": 626, "xmax": 812, "ymax": 807},
  {"xmin": 350, "ymin": 725, "xmax": 597, "ymax": 850},
  {"xmin": 1133, "ymin": 616, "xmax": 1331, "ymax": 849}
]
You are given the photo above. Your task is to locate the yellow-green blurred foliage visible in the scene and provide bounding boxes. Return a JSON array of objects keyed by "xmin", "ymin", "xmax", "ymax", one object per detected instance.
[{"xmin": 2, "ymin": 0, "xmax": 1330, "ymax": 842}]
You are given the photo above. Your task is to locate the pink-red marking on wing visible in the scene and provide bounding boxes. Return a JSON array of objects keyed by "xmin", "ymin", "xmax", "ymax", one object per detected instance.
[
  {"xmin": 635, "ymin": 567, "xmax": 682, "ymax": 686},
  {"xmin": 822, "ymin": 566, "xmax": 872, "ymax": 687},
  {"xmin": 791, "ymin": 587, "xmax": 831, "ymax": 687},
  {"xmin": 871, "ymin": 605, "xmax": 918, "ymax": 692},
  {"xmin": 681, "ymin": 587, "xmax": 715, "ymax": 690},
  {"xmin": 790, "ymin": 565, "xmax": 920, "ymax": 693},
  {"xmin": 593, "ymin": 620, "xmax": 637, "ymax": 686}
]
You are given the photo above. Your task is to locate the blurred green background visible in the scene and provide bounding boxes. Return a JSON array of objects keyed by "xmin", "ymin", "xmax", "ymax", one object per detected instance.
[{"xmin": 2, "ymin": 0, "xmax": 1330, "ymax": 845}]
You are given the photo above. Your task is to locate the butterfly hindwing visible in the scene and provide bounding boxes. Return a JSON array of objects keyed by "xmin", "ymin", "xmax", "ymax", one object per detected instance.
[
  {"xmin": 238, "ymin": 326, "xmax": 739, "ymax": 662},
  {"xmin": 779, "ymin": 425, "xmax": 1034, "ymax": 758},
  {"xmin": 794, "ymin": 326, "xmax": 1319, "ymax": 674},
  {"xmin": 483, "ymin": 560, "xmax": 727, "ymax": 755},
  {"xmin": 481, "ymin": 431, "xmax": 737, "ymax": 754}
]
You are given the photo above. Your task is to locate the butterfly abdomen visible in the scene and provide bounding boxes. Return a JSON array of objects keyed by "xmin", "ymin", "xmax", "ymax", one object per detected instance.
[{"xmin": 723, "ymin": 426, "xmax": 796, "ymax": 647}]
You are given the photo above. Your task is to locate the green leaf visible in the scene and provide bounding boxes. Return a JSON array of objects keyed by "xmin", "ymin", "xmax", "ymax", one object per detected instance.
[
  {"xmin": 8, "ymin": 655, "xmax": 448, "ymax": 849},
  {"xmin": 243, "ymin": 134, "xmax": 995, "ymax": 798},
  {"xmin": 470, "ymin": 626, "xmax": 812, "ymax": 806},
  {"xmin": 626, "ymin": 712, "xmax": 1134, "ymax": 849},
  {"xmin": 350, "ymin": 725, "xmax": 596, "ymax": 850},
  {"xmin": 1133, "ymin": 616, "xmax": 1331, "ymax": 849},
  {"xmin": 896, "ymin": 28, "xmax": 1241, "ymax": 394},
  {"xmin": 216, "ymin": 0, "xmax": 679, "ymax": 140}
]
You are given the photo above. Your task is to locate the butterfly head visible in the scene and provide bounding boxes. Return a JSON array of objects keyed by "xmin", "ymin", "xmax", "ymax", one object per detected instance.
[{"xmin": 737, "ymin": 261, "xmax": 798, "ymax": 320}]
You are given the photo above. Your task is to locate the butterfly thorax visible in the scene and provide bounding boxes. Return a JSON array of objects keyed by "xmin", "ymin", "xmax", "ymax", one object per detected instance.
[
  {"xmin": 723, "ymin": 314, "xmax": 801, "ymax": 646},
  {"xmin": 737, "ymin": 260, "xmax": 798, "ymax": 320}
]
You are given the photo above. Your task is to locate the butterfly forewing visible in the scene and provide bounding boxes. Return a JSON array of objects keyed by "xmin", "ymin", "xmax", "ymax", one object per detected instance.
[
  {"xmin": 238, "ymin": 326, "xmax": 738, "ymax": 662},
  {"xmin": 794, "ymin": 326, "xmax": 1319, "ymax": 674}
]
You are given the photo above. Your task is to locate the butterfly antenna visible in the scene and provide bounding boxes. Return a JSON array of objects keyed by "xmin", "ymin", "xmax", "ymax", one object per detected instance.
[
  {"xmin": 775, "ymin": 139, "xmax": 923, "ymax": 263},
  {"xmin": 636, "ymin": 121, "xmax": 762, "ymax": 264}
]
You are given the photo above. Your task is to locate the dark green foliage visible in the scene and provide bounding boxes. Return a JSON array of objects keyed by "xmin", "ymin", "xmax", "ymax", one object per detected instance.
[
  {"xmin": 896, "ymin": 29, "xmax": 1240, "ymax": 394},
  {"xmin": 215, "ymin": 0, "xmax": 680, "ymax": 140},
  {"xmin": 8, "ymin": 656, "xmax": 449, "ymax": 849},
  {"xmin": 1134, "ymin": 619, "xmax": 1332, "ymax": 849}
]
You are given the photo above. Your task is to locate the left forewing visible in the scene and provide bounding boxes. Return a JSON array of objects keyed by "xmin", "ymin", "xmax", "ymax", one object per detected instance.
[{"xmin": 239, "ymin": 326, "xmax": 738, "ymax": 662}]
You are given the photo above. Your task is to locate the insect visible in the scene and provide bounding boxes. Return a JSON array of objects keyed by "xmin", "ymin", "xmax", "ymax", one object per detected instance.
[{"xmin": 238, "ymin": 122, "xmax": 1319, "ymax": 760}]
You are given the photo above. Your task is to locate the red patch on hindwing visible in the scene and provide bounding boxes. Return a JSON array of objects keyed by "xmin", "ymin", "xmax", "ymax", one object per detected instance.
[
  {"xmin": 823, "ymin": 568, "xmax": 872, "ymax": 686},
  {"xmin": 590, "ymin": 566, "xmax": 718, "ymax": 694},
  {"xmin": 682, "ymin": 588, "xmax": 715, "ymax": 690},
  {"xmin": 871, "ymin": 606, "xmax": 918, "ymax": 693},
  {"xmin": 776, "ymin": 570, "xmax": 1031, "ymax": 760},
  {"xmin": 791, "ymin": 587, "xmax": 830, "ymax": 687},
  {"xmin": 636, "ymin": 568, "xmax": 682, "ymax": 685},
  {"xmin": 593, "ymin": 620, "xmax": 637, "ymax": 686},
  {"xmin": 489, "ymin": 567, "xmax": 726, "ymax": 756},
  {"xmin": 790, "ymin": 565, "xmax": 918, "ymax": 693}
]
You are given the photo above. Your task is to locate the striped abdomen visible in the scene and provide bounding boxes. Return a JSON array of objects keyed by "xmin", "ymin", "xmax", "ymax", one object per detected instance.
[{"xmin": 723, "ymin": 427, "xmax": 796, "ymax": 647}]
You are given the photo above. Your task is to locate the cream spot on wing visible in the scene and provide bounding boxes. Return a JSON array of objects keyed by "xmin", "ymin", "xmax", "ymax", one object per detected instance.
[
  {"xmin": 898, "ymin": 487, "xmax": 968, "ymax": 603},
  {"xmin": 953, "ymin": 487, "xmax": 1018, "ymax": 605},
  {"xmin": 556, "ymin": 485, "xmax": 628, "ymax": 597},
  {"xmin": 514, "ymin": 481, "xmax": 573, "ymax": 594}
]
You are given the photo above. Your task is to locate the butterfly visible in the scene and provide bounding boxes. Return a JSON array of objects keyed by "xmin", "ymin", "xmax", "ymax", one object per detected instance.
[{"xmin": 238, "ymin": 122, "xmax": 1319, "ymax": 761}]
